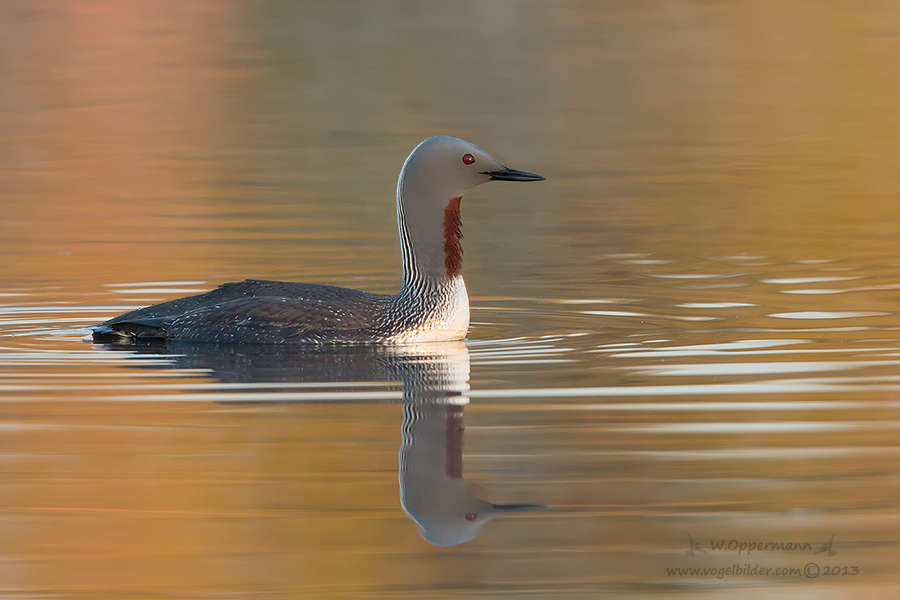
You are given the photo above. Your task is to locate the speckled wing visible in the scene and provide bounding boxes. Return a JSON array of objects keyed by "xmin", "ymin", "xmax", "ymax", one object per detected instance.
[{"xmin": 92, "ymin": 279, "xmax": 394, "ymax": 343}]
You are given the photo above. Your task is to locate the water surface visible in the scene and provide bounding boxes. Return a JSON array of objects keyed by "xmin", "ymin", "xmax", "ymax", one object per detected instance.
[{"xmin": 2, "ymin": 2, "xmax": 900, "ymax": 598}]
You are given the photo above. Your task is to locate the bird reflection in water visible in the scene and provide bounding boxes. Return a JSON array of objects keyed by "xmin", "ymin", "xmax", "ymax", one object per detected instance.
[
  {"xmin": 400, "ymin": 399, "xmax": 544, "ymax": 546},
  {"xmin": 99, "ymin": 339, "xmax": 544, "ymax": 545},
  {"xmin": 395, "ymin": 343, "xmax": 545, "ymax": 546}
]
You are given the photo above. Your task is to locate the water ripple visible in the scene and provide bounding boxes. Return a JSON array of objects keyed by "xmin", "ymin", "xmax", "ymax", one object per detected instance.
[{"xmin": 769, "ymin": 311, "xmax": 888, "ymax": 319}]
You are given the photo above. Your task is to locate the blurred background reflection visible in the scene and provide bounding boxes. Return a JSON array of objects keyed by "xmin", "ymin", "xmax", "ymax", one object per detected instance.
[{"xmin": 2, "ymin": 1, "xmax": 900, "ymax": 597}]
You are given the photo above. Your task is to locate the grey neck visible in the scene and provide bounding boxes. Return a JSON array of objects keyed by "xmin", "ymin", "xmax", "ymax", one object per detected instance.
[{"xmin": 396, "ymin": 178, "xmax": 460, "ymax": 297}]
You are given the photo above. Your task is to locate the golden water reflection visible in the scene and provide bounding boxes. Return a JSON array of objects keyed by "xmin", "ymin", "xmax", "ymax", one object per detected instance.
[
  {"xmin": 0, "ymin": 325, "xmax": 897, "ymax": 595},
  {"xmin": 3, "ymin": 0, "xmax": 900, "ymax": 597}
]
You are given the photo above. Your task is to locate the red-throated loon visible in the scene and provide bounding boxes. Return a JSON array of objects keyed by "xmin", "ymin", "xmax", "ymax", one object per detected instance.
[{"xmin": 91, "ymin": 136, "xmax": 544, "ymax": 344}]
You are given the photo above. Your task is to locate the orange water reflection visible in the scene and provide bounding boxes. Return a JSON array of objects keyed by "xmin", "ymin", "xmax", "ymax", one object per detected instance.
[{"xmin": 3, "ymin": 1, "xmax": 900, "ymax": 597}]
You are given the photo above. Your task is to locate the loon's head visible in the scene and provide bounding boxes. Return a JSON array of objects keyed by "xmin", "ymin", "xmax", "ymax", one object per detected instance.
[{"xmin": 396, "ymin": 136, "xmax": 545, "ymax": 283}]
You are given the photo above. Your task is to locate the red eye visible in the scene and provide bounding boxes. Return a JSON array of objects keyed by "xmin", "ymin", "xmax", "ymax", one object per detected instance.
[
  {"xmin": 462, "ymin": 154, "xmax": 475, "ymax": 165},
  {"xmin": 465, "ymin": 513, "xmax": 477, "ymax": 521}
]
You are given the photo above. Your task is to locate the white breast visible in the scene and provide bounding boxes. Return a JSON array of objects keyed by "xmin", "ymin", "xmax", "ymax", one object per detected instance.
[{"xmin": 391, "ymin": 277, "xmax": 470, "ymax": 343}]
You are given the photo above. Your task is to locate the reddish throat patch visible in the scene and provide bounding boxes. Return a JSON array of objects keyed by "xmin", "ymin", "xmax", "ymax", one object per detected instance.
[
  {"xmin": 443, "ymin": 197, "xmax": 463, "ymax": 277},
  {"xmin": 445, "ymin": 404, "xmax": 464, "ymax": 479}
]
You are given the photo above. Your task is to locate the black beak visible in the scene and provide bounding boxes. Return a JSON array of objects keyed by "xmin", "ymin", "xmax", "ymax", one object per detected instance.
[{"xmin": 481, "ymin": 166, "xmax": 546, "ymax": 182}]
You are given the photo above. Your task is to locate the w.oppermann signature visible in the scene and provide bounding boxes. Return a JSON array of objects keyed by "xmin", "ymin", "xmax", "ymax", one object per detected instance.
[
  {"xmin": 685, "ymin": 533, "xmax": 836, "ymax": 556},
  {"xmin": 670, "ymin": 534, "xmax": 857, "ymax": 580}
]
